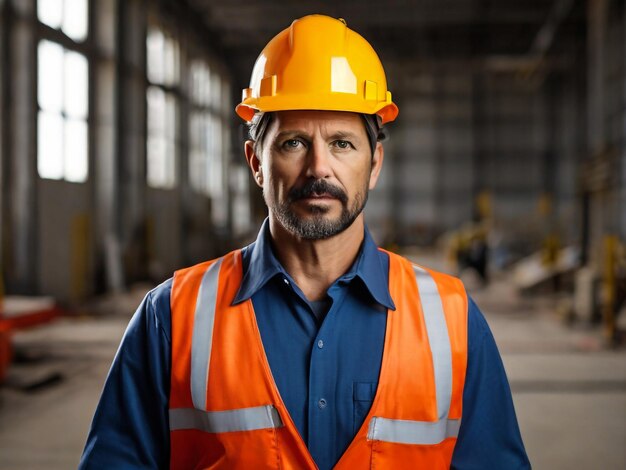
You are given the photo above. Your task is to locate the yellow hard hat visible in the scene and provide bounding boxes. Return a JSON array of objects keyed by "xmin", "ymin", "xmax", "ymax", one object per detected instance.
[{"xmin": 236, "ymin": 15, "xmax": 398, "ymax": 124}]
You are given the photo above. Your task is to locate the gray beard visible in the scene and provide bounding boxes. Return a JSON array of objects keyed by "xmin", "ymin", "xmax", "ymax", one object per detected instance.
[{"xmin": 273, "ymin": 191, "xmax": 368, "ymax": 240}]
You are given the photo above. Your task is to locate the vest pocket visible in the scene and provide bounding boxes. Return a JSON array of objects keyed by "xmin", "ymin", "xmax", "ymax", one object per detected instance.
[
  {"xmin": 353, "ymin": 382, "xmax": 377, "ymax": 435},
  {"xmin": 369, "ymin": 439, "xmax": 457, "ymax": 469}
]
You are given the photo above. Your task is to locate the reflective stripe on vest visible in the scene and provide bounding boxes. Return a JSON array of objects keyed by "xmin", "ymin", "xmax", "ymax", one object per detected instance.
[
  {"xmin": 413, "ymin": 265, "xmax": 453, "ymax": 421},
  {"xmin": 170, "ymin": 405, "xmax": 283, "ymax": 434},
  {"xmin": 190, "ymin": 257, "xmax": 223, "ymax": 410},
  {"xmin": 366, "ymin": 265, "xmax": 458, "ymax": 445},
  {"xmin": 367, "ymin": 416, "xmax": 461, "ymax": 445},
  {"xmin": 174, "ymin": 257, "xmax": 284, "ymax": 434}
]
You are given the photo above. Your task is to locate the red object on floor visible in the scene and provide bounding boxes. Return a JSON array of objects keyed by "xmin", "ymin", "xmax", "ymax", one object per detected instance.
[
  {"xmin": 0, "ymin": 300, "xmax": 62, "ymax": 383},
  {"xmin": 0, "ymin": 321, "xmax": 11, "ymax": 383}
]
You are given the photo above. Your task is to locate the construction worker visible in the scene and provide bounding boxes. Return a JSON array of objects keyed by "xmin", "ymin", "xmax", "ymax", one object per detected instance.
[{"xmin": 79, "ymin": 15, "xmax": 529, "ymax": 469}]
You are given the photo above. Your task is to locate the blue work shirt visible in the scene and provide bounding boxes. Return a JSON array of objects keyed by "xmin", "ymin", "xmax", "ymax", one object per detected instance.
[{"xmin": 79, "ymin": 221, "xmax": 530, "ymax": 469}]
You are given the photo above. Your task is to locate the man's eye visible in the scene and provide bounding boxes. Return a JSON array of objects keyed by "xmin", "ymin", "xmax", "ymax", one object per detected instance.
[
  {"xmin": 283, "ymin": 139, "xmax": 302, "ymax": 149},
  {"xmin": 333, "ymin": 140, "xmax": 353, "ymax": 150}
]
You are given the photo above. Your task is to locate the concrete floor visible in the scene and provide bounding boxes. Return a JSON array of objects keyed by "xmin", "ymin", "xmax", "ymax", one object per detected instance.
[
  {"xmin": 471, "ymin": 282, "xmax": 626, "ymax": 470},
  {"xmin": 0, "ymin": 275, "xmax": 625, "ymax": 469}
]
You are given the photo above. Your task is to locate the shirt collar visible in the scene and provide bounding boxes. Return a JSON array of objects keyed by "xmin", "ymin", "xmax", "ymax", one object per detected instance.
[
  {"xmin": 351, "ymin": 227, "xmax": 396, "ymax": 310},
  {"xmin": 233, "ymin": 219, "xmax": 285, "ymax": 304},
  {"xmin": 233, "ymin": 218, "xmax": 395, "ymax": 311}
]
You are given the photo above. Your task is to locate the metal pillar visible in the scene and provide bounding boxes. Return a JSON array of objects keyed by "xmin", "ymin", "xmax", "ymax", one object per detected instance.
[
  {"xmin": 587, "ymin": 0, "xmax": 607, "ymax": 155},
  {"xmin": 7, "ymin": 2, "xmax": 39, "ymax": 294},
  {"xmin": 470, "ymin": 73, "xmax": 485, "ymax": 221},
  {"xmin": 0, "ymin": 1, "xmax": 9, "ymax": 291},
  {"xmin": 621, "ymin": 0, "xmax": 626, "ymax": 239}
]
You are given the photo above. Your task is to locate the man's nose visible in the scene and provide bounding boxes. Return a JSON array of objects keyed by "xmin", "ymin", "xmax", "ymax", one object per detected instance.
[{"xmin": 305, "ymin": 142, "xmax": 332, "ymax": 179}]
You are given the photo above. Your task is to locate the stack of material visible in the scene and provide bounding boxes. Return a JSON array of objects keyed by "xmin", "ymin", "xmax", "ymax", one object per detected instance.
[{"xmin": 513, "ymin": 246, "xmax": 581, "ymax": 294}]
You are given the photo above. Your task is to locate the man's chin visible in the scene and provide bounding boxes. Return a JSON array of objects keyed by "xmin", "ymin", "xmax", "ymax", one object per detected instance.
[{"xmin": 281, "ymin": 213, "xmax": 359, "ymax": 240}]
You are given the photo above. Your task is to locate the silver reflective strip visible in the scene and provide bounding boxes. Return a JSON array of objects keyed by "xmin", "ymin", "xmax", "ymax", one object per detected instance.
[
  {"xmin": 365, "ymin": 266, "xmax": 459, "ymax": 445},
  {"xmin": 169, "ymin": 405, "xmax": 283, "ymax": 434},
  {"xmin": 190, "ymin": 258, "xmax": 223, "ymax": 410},
  {"xmin": 413, "ymin": 265, "xmax": 453, "ymax": 420},
  {"xmin": 367, "ymin": 416, "xmax": 461, "ymax": 445}
]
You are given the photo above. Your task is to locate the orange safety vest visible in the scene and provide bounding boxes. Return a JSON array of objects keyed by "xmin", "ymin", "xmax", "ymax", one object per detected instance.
[{"xmin": 169, "ymin": 249, "xmax": 468, "ymax": 469}]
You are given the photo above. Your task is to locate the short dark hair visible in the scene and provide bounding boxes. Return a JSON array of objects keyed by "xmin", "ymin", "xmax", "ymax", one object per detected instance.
[
  {"xmin": 247, "ymin": 112, "xmax": 275, "ymax": 156},
  {"xmin": 246, "ymin": 112, "xmax": 386, "ymax": 157}
]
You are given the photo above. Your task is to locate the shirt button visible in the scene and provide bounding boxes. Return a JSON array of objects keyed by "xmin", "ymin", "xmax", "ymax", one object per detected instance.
[
  {"xmin": 283, "ymin": 278, "xmax": 289, "ymax": 285},
  {"xmin": 318, "ymin": 398, "xmax": 327, "ymax": 409},
  {"xmin": 317, "ymin": 340, "xmax": 324, "ymax": 349}
]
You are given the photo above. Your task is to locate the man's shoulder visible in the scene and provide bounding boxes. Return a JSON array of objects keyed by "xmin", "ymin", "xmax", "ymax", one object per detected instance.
[
  {"xmin": 173, "ymin": 249, "xmax": 244, "ymax": 283},
  {"xmin": 382, "ymin": 248, "xmax": 465, "ymax": 290},
  {"xmin": 142, "ymin": 249, "xmax": 244, "ymax": 338},
  {"xmin": 383, "ymin": 251, "xmax": 492, "ymax": 345},
  {"xmin": 173, "ymin": 258, "xmax": 222, "ymax": 279}
]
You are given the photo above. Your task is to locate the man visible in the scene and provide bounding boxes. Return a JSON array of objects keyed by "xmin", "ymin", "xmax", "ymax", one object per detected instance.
[{"xmin": 80, "ymin": 15, "xmax": 530, "ymax": 469}]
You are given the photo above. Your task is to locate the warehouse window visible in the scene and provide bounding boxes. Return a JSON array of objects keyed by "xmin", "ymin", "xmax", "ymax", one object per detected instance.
[
  {"xmin": 146, "ymin": 26, "xmax": 179, "ymax": 189},
  {"xmin": 37, "ymin": 0, "xmax": 88, "ymax": 42},
  {"xmin": 188, "ymin": 60, "xmax": 225, "ymax": 197},
  {"xmin": 37, "ymin": 40, "xmax": 89, "ymax": 182},
  {"xmin": 147, "ymin": 86, "xmax": 177, "ymax": 189},
  {"xmin": 189, "ymin": 111, "xmax": 210, "ymax": 194}
]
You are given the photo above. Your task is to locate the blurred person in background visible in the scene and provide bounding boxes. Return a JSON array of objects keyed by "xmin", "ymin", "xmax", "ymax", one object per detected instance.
[{"xmin": 79, "ymin": 14, "xmax": 529, "ymax": 470}]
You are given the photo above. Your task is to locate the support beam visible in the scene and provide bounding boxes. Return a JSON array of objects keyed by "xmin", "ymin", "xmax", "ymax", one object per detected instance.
[
  {"xmin": 587, "ymin": 0, "xmax": 607, "ymax": 155},
  {"xmin": 0, "ymin": 1, "xmax": 8, "ymax": 287},
  {"xmin": 8, "ymin": 4, "xmax": 39, "ymax": 293},
  {"xmin": 621, "ymin": 0, "xmax": 626, "ymax": 239}
]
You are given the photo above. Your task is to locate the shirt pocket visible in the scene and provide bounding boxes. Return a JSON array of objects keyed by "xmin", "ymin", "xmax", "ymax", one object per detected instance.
[{"xmin": 353, "ymin": 382, "xmax": 378, "ymax": 435}]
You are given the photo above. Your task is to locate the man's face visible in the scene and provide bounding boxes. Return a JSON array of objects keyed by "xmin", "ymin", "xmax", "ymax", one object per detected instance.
[{"xmin": 245, "ymin": 110, "xmax": 384, "ymax": 240}]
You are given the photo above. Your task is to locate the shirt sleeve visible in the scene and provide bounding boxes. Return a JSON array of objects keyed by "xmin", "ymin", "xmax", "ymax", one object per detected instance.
[
  {"xmin": 78, "ymin": 280, "xmax": 172, "ymax": 470},
  {"xmin": 451, "ymin": 296, "xmax": 531, "ymax": 470}
]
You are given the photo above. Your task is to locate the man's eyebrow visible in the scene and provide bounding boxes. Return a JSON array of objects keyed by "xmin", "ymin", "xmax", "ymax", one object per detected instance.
[
  {"xmin": 329, "ymin": 131, "xmax": 361, "ymax": 141},
  {"xmin": 273, "ymin": 130, "xmax": 362, "ymax": 141},
  {"xmin": 273, "ymin": 130, "xmax": 311, "ymax": 141}
]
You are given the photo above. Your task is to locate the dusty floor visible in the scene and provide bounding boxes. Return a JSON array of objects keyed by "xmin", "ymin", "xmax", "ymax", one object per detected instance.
[{"xmin": 0, "ymin": 272, "xmax": 625, "ymax": 469}]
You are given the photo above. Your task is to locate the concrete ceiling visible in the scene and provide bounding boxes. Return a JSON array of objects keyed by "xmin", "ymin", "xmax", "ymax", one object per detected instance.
[{"xmin": 183, "ymin": 0, "xmax": 585, "ymax": 90}]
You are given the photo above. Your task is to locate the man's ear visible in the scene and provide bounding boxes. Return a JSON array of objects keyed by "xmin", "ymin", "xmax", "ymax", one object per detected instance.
[
  {"xmin": 368, "ymin": 142, "xmax": 384, "ymax": 190},
  {"xmin": 244, "ymin": 140, "xmax": 263, "ymax": 187}
]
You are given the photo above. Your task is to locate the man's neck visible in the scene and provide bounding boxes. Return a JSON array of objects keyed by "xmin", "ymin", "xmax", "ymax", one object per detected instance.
[{"xmin": 268, "ymin": 216, "xmax": 365, "ymax": 301}]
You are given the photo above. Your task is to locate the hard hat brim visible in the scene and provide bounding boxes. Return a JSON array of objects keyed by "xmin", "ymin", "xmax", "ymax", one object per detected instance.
[{"xmin": 236, "ymin": 99, "xmax": 398, "ymax": 125}]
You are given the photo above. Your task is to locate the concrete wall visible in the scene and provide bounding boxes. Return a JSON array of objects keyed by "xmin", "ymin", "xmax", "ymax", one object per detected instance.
[
  {"xmin": 375, "ymin": 62, "xmax": 583, "ymax": 248},
  {"xmin": 38, "ymin": 180, "xmax": 93, "ymax": 300},
  {"xmin": 373, "ymin": 69, "xmax": 476, "ymax": 245}
]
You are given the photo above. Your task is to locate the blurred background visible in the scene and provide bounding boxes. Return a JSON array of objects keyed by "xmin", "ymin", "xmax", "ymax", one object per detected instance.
[{"xmin": 0, "ymin": 0, "xmax": 625, "ymax": 468}]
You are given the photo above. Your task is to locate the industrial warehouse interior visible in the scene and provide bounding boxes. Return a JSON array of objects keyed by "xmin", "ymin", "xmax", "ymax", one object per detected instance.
[{"xmin": 1, "ymin": 0, "xmax": 625, "ymax": 468}]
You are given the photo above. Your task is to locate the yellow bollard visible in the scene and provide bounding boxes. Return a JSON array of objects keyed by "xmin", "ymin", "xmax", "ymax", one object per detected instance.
[
  {"xmin": 538, "ymin": 192, "xmax": 553, "ymax": 217},
  {"xmin": 542, "ymin": 233, "xmax": 560, "ymax": 268},
  {"xmin": 476, "ymin": 191, "xmax": 492, "ymax": 220},
  {"xmin": 71, "ymin": 214, "xmax": 91, "ymax": 303}
]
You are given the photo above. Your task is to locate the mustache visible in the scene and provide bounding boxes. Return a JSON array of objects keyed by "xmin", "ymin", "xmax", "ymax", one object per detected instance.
[{"xmin": 288, "ymin": 179, "xmax": 348, "ymax": 204}]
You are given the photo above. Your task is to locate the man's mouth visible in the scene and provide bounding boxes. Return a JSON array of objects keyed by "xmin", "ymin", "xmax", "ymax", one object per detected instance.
[{"xmin": 303, "ymin": 192, "xmax": 336, "ymax": 200}]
